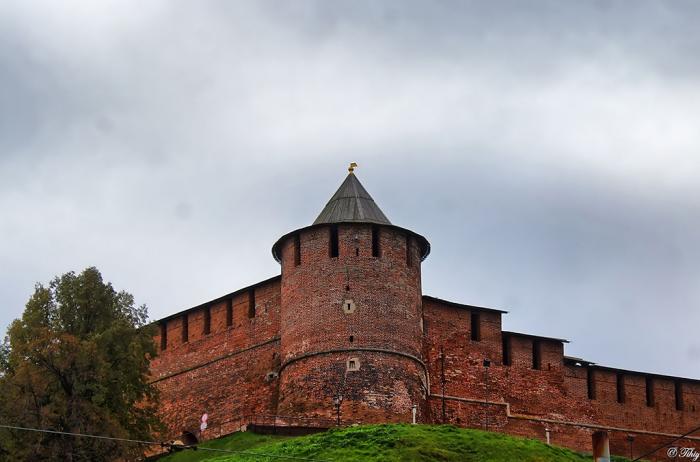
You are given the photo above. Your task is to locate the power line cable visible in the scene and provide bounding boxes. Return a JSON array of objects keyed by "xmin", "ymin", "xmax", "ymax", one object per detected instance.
[
  {"xmin": 632, "ymin": 423, "xmax": 700, "ymax": 461},
  {"xmin": 0, "ymin": 424, "xmax": 332, "ymax": 461},
  {"xmin": 0, "ymin": 424, "xmax": 161, "ymax": 446}
]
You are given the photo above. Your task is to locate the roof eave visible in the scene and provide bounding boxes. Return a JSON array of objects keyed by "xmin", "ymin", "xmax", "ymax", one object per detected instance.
[
  {"xmin": 271, "ymin": 222, "xmax": 430, "ymax": 263},
  {"xmin": 422, "ymin": 295, "xmax": 508, "ymax": 314},
  {"xmin": 502, "ymin": 330, "xmax": 570, "ymax": 344}
]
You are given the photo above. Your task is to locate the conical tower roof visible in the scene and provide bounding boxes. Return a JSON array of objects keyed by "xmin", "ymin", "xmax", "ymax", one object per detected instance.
[
  {"xmin": 313, "ymin": 172, "xmax": 391, "ymax": 226},
  {"xmin": 271, "ymin": 165, "xmax": 430, "ymax": 263}
]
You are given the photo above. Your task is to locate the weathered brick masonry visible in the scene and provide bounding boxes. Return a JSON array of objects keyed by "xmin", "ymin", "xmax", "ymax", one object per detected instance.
[{"xmin": 149, "ymin": 171, "xmax": 699, "ymax": 460}]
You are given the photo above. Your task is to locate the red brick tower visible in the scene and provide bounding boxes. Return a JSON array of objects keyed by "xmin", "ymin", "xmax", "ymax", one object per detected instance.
[{"xmin": 272, "ymin": 166, "xmax": 431, "ymax": 424}]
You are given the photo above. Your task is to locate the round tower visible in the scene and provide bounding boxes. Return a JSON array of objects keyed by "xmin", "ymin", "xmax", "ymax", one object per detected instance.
[{"xmin": 272, "ymin": 166, "xmax": 431, "ymax": 424}]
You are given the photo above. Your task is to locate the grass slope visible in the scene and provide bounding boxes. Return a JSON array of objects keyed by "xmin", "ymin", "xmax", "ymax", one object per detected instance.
[
  {"xmin": 158, "ymin": 424, "xmax": 633, "ymax": 462},
  {"xmin": 156, "ymin": 432, "xmax": 290, "ymax": 462}
]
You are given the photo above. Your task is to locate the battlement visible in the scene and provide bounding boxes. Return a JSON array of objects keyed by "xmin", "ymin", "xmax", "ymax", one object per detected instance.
[
  {"xmin": 148, "ymin": 171, "xmax": 697, "ymax": 461},
  {"xmin": 152, "ymin": 275, "xmax": 280, "ymax": 356}
]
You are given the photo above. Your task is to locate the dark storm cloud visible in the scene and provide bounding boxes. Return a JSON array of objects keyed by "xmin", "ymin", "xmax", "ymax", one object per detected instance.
[{"xmin": 0, "ymin": 1, "xmax": 699, "ymax": 378}]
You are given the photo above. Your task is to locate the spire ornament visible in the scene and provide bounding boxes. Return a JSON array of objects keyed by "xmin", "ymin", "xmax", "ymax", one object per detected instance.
[{"xmin": 348, "ymin": 162, "xmax": 358, "ymax": 173}]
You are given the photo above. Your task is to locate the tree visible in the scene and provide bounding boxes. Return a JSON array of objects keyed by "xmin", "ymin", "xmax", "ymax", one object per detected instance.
[{"xmin": 0, "ymin": 267, "xmax": 161, "ymax": 461}]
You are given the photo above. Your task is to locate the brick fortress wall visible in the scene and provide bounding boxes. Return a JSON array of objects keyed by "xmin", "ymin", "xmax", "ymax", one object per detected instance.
[
  {"xmin": 149, "ymin": 276, "xmax": 282, "ymax": 439},
  {"xmin": 149, "ymin": 272, "xmax": 700, "ymax": 461},
  {"xmin": 422, "ymin": 296, "xmax": 700, "ymax": 460},
  {"xmin": 148, "ymin": 214, "xmax": 699, "ymax": 460}
]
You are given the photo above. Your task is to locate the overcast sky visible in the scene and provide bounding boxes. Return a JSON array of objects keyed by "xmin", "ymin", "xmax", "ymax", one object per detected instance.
[{"xmin": 1, "ymin": 1, "xmax": 699, "ymax": 378}]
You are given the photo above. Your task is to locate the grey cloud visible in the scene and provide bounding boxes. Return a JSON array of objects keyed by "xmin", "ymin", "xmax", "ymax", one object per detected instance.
[
  {"xmin": 263, "ymin": 0, "xmax": 700, "ymax": 76},
  {"xmin": 0, "ymin": 1, "xmax": 699, "ymax": 379}
]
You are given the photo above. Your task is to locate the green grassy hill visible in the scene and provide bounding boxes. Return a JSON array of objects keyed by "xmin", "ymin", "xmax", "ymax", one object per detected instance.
[{"xmin": 157, "ymin": 424, "xmax": 633, "ymax": 462}]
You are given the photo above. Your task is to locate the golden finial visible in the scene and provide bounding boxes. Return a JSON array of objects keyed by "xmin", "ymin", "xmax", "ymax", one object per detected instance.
[{"xmin": 348, "ymin": 162, "xmax": 358, "ymax": 173}]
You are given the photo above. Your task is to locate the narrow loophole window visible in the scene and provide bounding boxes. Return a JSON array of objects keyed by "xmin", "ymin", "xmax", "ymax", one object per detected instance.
[
  {"xmin": 226, "ymin": 298, "xmax": 233, "ymax": 327},
  {"xmin": 248, "ymin": 289, "xmax": 256, "ymax": 318},
  {"xmin": 181, "ymin": 314, "xmax": 189, "ymax": 343},
  {"xmin": 203, "ymin": 306, "xmax": 211, "ymax": 335},
  {"xmin": 330, "ymin": 225, "xmax": 339, "ymax": 258},
  {"xmin": 470, "ymin": 312, "xmax": 481, "ymax": 341},
  {"xmin": 646, "ymin": 376, "xmax": 654, "ymax": 407},
  {"xmin": 160, "ymin": 322, "xmax": 167, "ymax": 350},
  {"xmin": 371, "ymin": 225, "xmax": 380, "ymax": 257},
  {"xmin": 616, "ymin": 373, "xmax": 625, "ymax": 404},
  {"xmin": 347, "ymin": 358, "xmax": 360, "ymax": 371},
  {"xmin": 294, "ymin": 234, "xmax": 301, "ymax": 266},
  {"xmin": 587, "ymin": 367, "xmax": 596, "ymax": 399},
  {"xmin": 675, "ymin": 380, "xmax": 684, "ymax": 411},
  {"xmin": 342, "ymin": 299, "xmax": 356, "ymax": 314},
  {"xmin": 502, "ymin": 334, "xmax": 511, "ymax": 366},
  {"xmin": 406, "ymin": 234, "xmax": 413, "ymax": 267},
  {"xmin": 532, "ymin": 340, "xmax": 541, "ymax": 370},
  {"xmin": 349, "ymin": 335, "xmax": 354, "ymax": 343}
]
